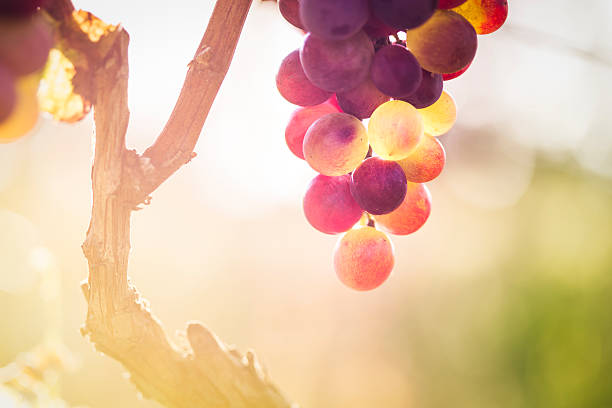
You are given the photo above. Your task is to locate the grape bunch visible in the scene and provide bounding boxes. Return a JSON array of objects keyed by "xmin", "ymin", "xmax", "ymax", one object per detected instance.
[
  {"xmin": 0, "ymin": 0, "xmax": 52, "ymax": 143},
  {"xmin": 276, "ymin": 0, "xmax": 508, "ymax": 290}
]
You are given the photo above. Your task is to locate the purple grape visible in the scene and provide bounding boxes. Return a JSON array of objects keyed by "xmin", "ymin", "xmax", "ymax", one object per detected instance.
[
  {"xmin": 370, "ymin": 44, "xmax": 422, "ymax": 98},
  {"xmin": 363, "ymin": 13, "xmax": 397, "ymax": 39},
  {"xmin": 401, "ymin": 69, "xmax": 443, "ymax": 108},
  {"xmin": 336, "ymin": 77, "xmax": 390, "ymax": 119},
  {"xmin": 300, "ymin": 31, "xmax": 374, "ymax": 93},
  {"xmin": 0, "ymin": 17, "xmax": 53, "ymax": 76},
  {"xmin": 350, "ymin": 157, "xmax": 407, "ymax": 215},
  {"xmin": 0, "ymin": 65, "xmax": 17, "ymax": 122},
  {"xmin": 300, "ymin": 0, "xmax": 370, "ymax": 41},
  {"xmin": 276, "ymin": 49, "xmax": 332, "ymax": 106},
  {"xmin": 279, "ymin": 0, "xmax": 305, "ymax": 30},
  {"xmin": 370, "ymin": 0, "xmax": 438, "ymax": 30},
  {"xmin": 0, "ymin": 0, "xmax": 45, "ymax": 17}
]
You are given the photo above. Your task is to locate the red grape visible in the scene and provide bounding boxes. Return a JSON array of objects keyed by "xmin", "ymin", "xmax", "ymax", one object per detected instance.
[
  {"xmin": 442, "ymin": 61, "xmax": 471, "ymax": 80},
  {"xmin": 303, "ymin": 174, "xmax": 363, "ymax": 234},
  {"xmin": 370, "ymin": 0, "xmax": 438, "ymax": 30},
  {"xmin": 285, "ymin": 101, "xmax": 340, "ymax": 160},
  {"xmin": 334, "ymin": 226, "xmax": 394, "ymax": 291},
  {"xmin": 396, "ymin": 135, "xmax": 445, "ymax": 182},
  {"xmin": 336, "ymin": 77, "xmax": 390, "ymax": 120},
  {"xmin": 362, "ymin": 13, "xmax": 397, "ymax": 39},
  {"xmin": 368, "ymin": 100, "xmax": 423, "ymax": 160},
  {"xmin": 438, "ymin": 0, "xmax": 466, "ymax": 9},
  {"xmin": 279, "ymin": 0, "xmax": 305, "ymax": 30},
  {"xmin": 0, "ymin": 64, "xmax": 17, "ymax": 122},
  {"xmin": 370, "ymin": 44, "xmax": 423, "ymax": 98},
  {"xmin": 452, "ymin": 0, "xmax": 508, "ymax": 35},
  {"xmin": 0, "ymin": 17, "xmax": 53, "ymax": 76},
  {"xmin": 374, "ymin": 183, "xmax": 431, "ymax": 235},
  {"xmin": 303, "ymin": 112, "xmax": 369, "ymax": 176},
  {"xmin": 401, "ymin": 69, "xmax": 443, "ymax": 109},
  {"xmin": 300, "ymin": 31, "xmax": 374, "ymax": 93},
  {"xmin": 350, "ymin": 157, "xmax": 407, "ymax": 215},
  {"xmin": 0, "ymin": 0, "xmax": 45, "ymax": 17},
  {"xmin": 276, "ymin": 50, "xmax": 332, "ymax": 106},
  {"xmin": 405, "ymin": 10, "xmax": 477, "ymax": 74},
  {"xmin": 299, "ymin": 0, "xmax": 369, "ymax": 41}
]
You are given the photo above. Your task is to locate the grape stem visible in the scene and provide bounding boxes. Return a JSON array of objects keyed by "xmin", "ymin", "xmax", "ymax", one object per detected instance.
[{"xmin": 42, "ymin": 0, "xmax": 296, "ymax": 406}]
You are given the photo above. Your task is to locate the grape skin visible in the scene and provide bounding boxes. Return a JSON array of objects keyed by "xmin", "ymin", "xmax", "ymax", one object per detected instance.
[
  {"xmin": 0, "ymin": 17, "xmax": 53, "ymax": 76},
  {"xmin": 279, "ymin": 0, "xmax": 305, "ymax": 30},
  {"xmin": 336, "ymin": 77, "xmax": 389, "ymax": 120},
  {"xmin": 299, "ymin": 0, "xmax": 369, "ymax": 41},
  {"xmin": 438, "ymin": 0, "xmax": 467, "ymax": 9},
  {"xmin": 333, "ymin": 226, "xmax": 394, "ymax": 291},
  {"xmin": 374, "ymin": 183, "xmax": 432, "ymax": 235},
  {"xmin": 370, "ymin": 0, "xmax": 438, "ymax": 30},
  {"xmin": 276, "ymin": 50, "xmax": 332, "ymax": 107},
  {"xmin": 300, "ymin": 31, "xmax": 374, "ymax": 93},
  {"xmin": 396, "ymin": 134, "xmax": 445, "ymax": 182},
  {"xmin": 401, "ymin": 69, "xmax": 443, "ymax": 109},
  {"xmin": 368, "ymin": 100, "xmax": 423, "ymax": 161},
  {"xmin": 0, "ymin": 64, "xmax": 17, "ymax": 122},
  {"xmin": 452, "ymin": 0, "xmax": 508, "ymax": 35},
  {"xmin": 405, "ymin": 10, "xmax": 477, "ymax": 74},
  {"xmin": 418, "ymin": 90, "xmax": 456, "ymax": 136},
  {"xmin": 370, "ymin": 44, "xmax": 423, "ymax": 98},
  {"xmin": 303, "ymin": 174, "xmax": 363, "ymax": 234},
  {"xmin": 285, "ymin": 100, "xmax": 339, "ymax": 160},
  {"xmin": 303, "ymin": 112, "xmax": 369, "ymax": 176},
  {"xmin": 350, "ymin": 157, "xmax": 407, "ymax": 215}
]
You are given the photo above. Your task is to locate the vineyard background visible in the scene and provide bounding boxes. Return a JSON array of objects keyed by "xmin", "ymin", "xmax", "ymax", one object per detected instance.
[{"xmin": 1, "ymin": 0, "xmax": 612, "ymax": 406}]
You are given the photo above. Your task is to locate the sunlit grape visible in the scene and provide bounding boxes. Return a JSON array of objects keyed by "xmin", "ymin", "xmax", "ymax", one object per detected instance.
[
  {"xmin": 371, "ymin": 44, "xmax": 422, "ymax": 98},
  {"xmin": 0, "ymin": 0, "xmax": 45, "ymax": 16},
  {"xmin": 299, "ymin": 0, "xmax": 369, "ymax": 41},
  {"xmin": 303, "ymin": 112, "xmax": 369, "ymax": 176},
  {"xmin": 350, "ymin": 157, "xmax": 407, "ymax": 215},
  {"xmin": 405, "ymin": 10, "xmax": 477, "ymax": 74},
  {"xmin": 368, "ymin": 100, "xmax": 423, "ymax": 161},
  {"xmin": 401, "ymin": 69, "xmax": 443, "ymax": 109},
  {"xmin": 418, "ymin": 90, "xmax": 456, "ymax": 136},
  {"xmin": 374, "ymin": 183, "xmax": 431, "ymax": 235},
  {"xmin": 370, "ymin": 0, "xmax": 438, "ymax": 30},
  {"xmin": 285, "ymin": 100, "xmax": 339, "ymax": 159},
  {"xmin": 438, "ymin": 0, "xmax": 466, "ymax": 8},
  {"xmin": 452, "ymin": 0, "xmax": 508, "ymax": 35},
  {"xmin": 336, "ymin": 77, "xmax": 389, "ymax": 120},
  {"xmin": 276, "ymin": 50, "xmax": 331, "ymax": 106},
  {"xmin": 0, "ymin": 65, "xmax": 17, "ymax": 122},
  {"xmin": 300, "ymin": 31, "xmax": 374, "ymax": 93},
  {"xmin": 0, "ymin": 74, "xmax": 40, "ymax": 144},
  {"xmin": 303, "ymin": 174, "xmax": 363, "ymax": 234},
  {"xmin": 333, "ymin": 226, "xmax": 394, "ymax": 291},
  {"xmin": 396, "ymin": 134, "xmax": 445, "ymax": 182},
  {"xmin": 442, "ymin": 61, "xmax": 471, "ymax": 81},
  {"xmin": 0, "ymin": 17, "xmax": 53, "ymax": 76},
  {"xmin": 279, "ymin": 0, "xmax": 304, "ymax": 30}
]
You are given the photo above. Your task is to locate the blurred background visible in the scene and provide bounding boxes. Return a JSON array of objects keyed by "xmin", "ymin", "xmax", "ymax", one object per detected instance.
[{"xmin": 1, "ymin": 0, "xmax": 612, "ymax": 406}]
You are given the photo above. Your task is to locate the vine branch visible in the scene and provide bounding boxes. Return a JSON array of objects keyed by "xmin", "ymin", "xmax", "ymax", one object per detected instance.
[{"xmin": 43, "ymin": 0, "xmax": 295, "ymax": 406}]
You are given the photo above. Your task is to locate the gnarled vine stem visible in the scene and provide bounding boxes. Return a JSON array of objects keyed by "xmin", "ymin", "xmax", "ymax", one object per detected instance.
[{"xmin": 43, "ymin": 0, "xmax": 295, "ymax": 406}]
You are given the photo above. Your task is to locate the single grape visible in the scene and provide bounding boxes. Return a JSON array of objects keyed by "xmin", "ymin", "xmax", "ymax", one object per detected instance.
[
  {"xmin": 276, "ymin": 50, "xmax": 332, "ymax": 107},
  {"xmin": 401, "ymin": 69, "xmax": 443, "ymax": 109},
  {"xmin": 405, "ymin": 10, "xmax": 477, "ymax": 74},
  {"xmin": 300, "ymin": 31, "xmax": 374, "ymax": 93},
  {"xmin": 452, "ymin": 0, "xmax": 508, "ymax": 35},
  {"xmin": 370, "ymin": 0, "xmax": 438, "ymax": 30},
  {"xmin": 336, "ymin": 77, "xmax": 390, "ymax": 120},
  {"xmin": 350, "ymin": 157, "xmax": 407, "ymax": 215},
  {"xmin": 303, "ymin": 174, "xmax": 363, "ymax": 234},
  {"xmin": 438, "ymin": 0, "xmax": 466, "ymax": 8},
  {"xmin": 442, "ymin": 61, "xmax": 471, "ymax": 80},
  {"xmin": 333, "ymin": 226, "xmax": 394, "ymax": 291},
  {"xmin": 279, "ymin": 0, "xmax": 304, "ymax": 30},
  {"xmin": 374, "ymin": 183, "xmax": 431, "ymax": 235},
  {"xmin": 299, "ymin": 0, "xmax": 369, "ymax": 41},
  {"xmin": 0, "ymin": 65, "xmax": 17, "ymax": 122},
  {"xmin": 418, "ymin": 90, "xmax": 456, "ymax": 136},
  {"xmin": 303, "ymin": 112, "xmax": 369, "ymax": 176},
  {"xmin": 368, "ymin": 100, "xmax": 423, "ymax": 161},
  {"xmin": 396, "ymin": 134, "xmax": 445, "ymax": 182},
  {"xmin": 0, "ymin": 73, "xmax": 40, "ymax": 144},
  {"xmin": 285, "ymin": 100, "xmax": 339, "ymax": 160},
  {"xmin": 0, "ymin": 0, "xmax": 45, "ymax": 17},
  {"xmin": 370, "ymin": 44, "xmax": 422, "ymax": 98},
  {"xmin": 0, "ymin": 17, "xmax": 53, "ymax": 76},
  {"xmin": 362, "ymin": 13, "xmax": 397, "ymax": 39}
]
